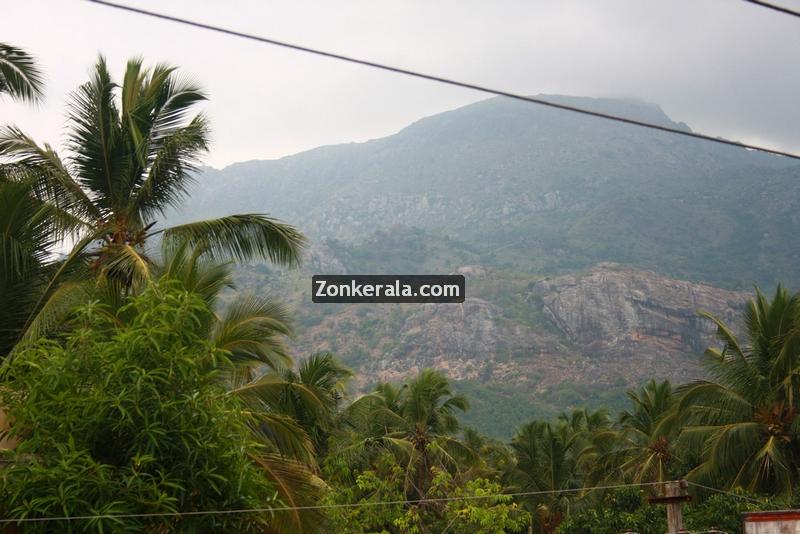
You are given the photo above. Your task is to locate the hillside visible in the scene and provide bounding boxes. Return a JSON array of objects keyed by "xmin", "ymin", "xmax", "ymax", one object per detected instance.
[
  {"xmin": 229, "ymin": 256, "xmax": 749, "ymax": 436},
  {"xmin": 180, "ymin": 94, "xmax": 800, "ymax": 289},
  {"xmin": 175, "ymin": 95, "xmax": 799, "ymax": 436}
]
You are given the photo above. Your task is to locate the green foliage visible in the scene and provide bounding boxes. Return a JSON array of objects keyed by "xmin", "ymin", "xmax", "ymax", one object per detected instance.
[
  {"xmin": 270, "ymin": 351, "xmax": 352, "ymax": 456},
  {"xmin": 684, "ymin": 492, "xmax": 781, "ymax": 533},
  {"xmin": 325, "ymin": 455, "xmax": 529, "ymax": 534},
  {"xmin": 0, "ymin": 282, "xmax": 278, "ymax": 532},
  {"xmin": 678, "ymin": 285, "xmax": 800, "ymax": 495},
  {"xmin": 0, "ymin": 278, "xmax": 797, "ymax": 533},
  {"xmin": 453, "ymin": 380, "xmax": 556, "ymax": 439},
  {"xmin": 0, "ymin": 43, "xmax": 44, "ymax": 103},
  {"xmin": 323, "ymin": 370, "xmax": 534, "ymax": 533},
  {"xmin": 0, "ymin": 55, "xmax": 304, "ymax": 345},
  {"xmin": 555, "ymin": 489, "xmax": 665, "ymax": 534},
  {"xmin": 393, "ymin": 469, "xmax": 529, "ymax": 534},
  {"xmin": 329, "ymin": 369, "xmax": 472, "ymax": 504},
  {"xmin": 324, "ymin": 453, "xmax": 407, "ymax": 533},
  {"xmin": 557, "ymin": 488, "xmax": 781, "ymax": 534},
  {"xmin": 507, "ymin": 419, "xmax": 581, "ymax": 532},
  {"xmin": 614, "ymin": 380, "xmax": 681, "ymax": 483},
  {"xmin": 0, "ymin": 178, "xmax": 64, "ymax": 355}
]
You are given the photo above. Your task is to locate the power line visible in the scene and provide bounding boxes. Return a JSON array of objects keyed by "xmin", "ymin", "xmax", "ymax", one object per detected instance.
[
  {"xmin": 85, "ymin": 0, "xmax": 800, "ymax": 162},
  {"xmin": 742, "ymin": 0, "xmax": 800, "ymax": 18},
  {"xmin": 0, "ymin": 480, "xmax": 669, "ymax": 524},
  {"xmin": 0, "ymin": 479, "xmax": 771, "ymax": 524}
]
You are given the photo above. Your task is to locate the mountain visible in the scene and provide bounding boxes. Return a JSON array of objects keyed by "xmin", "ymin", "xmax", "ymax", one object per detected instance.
[
  {"xmin": 180, "ymin": 94, "xmax": 800, "ymax": 289},
  {"xmin": 174, "ymin": 95, "xmax": 800, "ymax": 435},
  {"xmin": 231, "ymin": 258, "xmax": 749, "ymax": 437},
  {"xmin": 528, "ymin": 263, "xmax": 748, "ymax": 384},
  {"xmin": 291, "ymin": 261, "xmax": 748, "ymax": 387}
]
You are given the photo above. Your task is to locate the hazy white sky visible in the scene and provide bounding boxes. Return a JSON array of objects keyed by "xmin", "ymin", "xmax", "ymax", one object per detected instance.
[{"xmin": 3, "ymin": 0, "xmax": 800, "ymax": 168}]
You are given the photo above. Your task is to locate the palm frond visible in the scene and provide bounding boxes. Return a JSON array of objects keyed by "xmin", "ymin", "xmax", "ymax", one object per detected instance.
[
  {"xmin": 129, "ymin": 115, "xmax": 209, "ymax": 220},
  {"xmin": 429, "ymin": 435, "xmax": 479, "ymax": 470},
  {"xmin": 0, "ymin": 180, "xmax": 55, "ymax": 277},
  {"xmin": 297, "ymin": 352, "xmax": 352, "ymax": 397},
  {"xmin": 0, "ymin": 43, "xmax": 44, "ymax": 103},
  {"xmin": 15, "ymin": 228, "xmax": 103, "ymax": 352},
  {"xmin": 66, "ymin": 55, "xmax": 124, "ymax": 212},
  {"xmin": 232, "ymin": 375, "xmax": 326, "ymax": 418},
  {"xmin": 135, "ymin": 61, "xmax": 207, "ymax": 144},
  {"xmin": 158, "ymin": 239, "xmax": 233, "ymax": 308},
  {"xmin": 342, "ymin": 393, "xmax": 406, "ymax": 431},
  {"xmin": 17, "ymin": 281, "xmax": 90, "ymax": 346},
  {"xmin": 699, "ymin": 309, "xmax": 747, "ymax": 363},
  {"xmin": 677, "ymin": 381, "xmax": 754, "ymax": 425},
  {"xmin": 250, "ymin": 453, "xmax": 328, "ymax": 534},
  {"xmin": 117, "ymin": 59, "xmax": 209, "ymax": 212},
  {"xmin": 246, "ymin": 411, "xmax": 315, "ymax": 464},
  {"xmin": 212, "ymin": 295, "xmax": 293, "ymax": 371},
  {"xmin": 0, "ymin": 126, "xmax": 98, "ymax": 221},
  {"xmin": 161, "ymin": 214, "xmax": 306, "ymax": 266},
  {"xmin": 95, "ymin": 243, "xmax": 153, "ymax": 292},
  {"xmin": 0, "ymin": 179, "xmax": 53, "ymax": 354}
]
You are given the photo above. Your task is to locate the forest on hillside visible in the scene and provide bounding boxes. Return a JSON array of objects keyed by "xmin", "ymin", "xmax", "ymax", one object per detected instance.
[{"xmin": 2, "ymin": 46, "xmax": 800, "ymax": 534}]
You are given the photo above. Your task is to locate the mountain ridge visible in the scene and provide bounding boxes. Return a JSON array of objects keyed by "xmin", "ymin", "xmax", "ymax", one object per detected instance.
[
  {"xmin": 180, "ymin": 93, "xmax": 800, "ymax": 289},
  {"xmin": 175, "ymin": 94, "xmax": 798, "ymax": 435}
]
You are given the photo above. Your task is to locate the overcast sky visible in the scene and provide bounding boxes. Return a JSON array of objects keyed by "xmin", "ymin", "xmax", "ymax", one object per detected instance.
[{"xmin": 3, "ymin": 0, "xmax": 800, "ymax": 168}]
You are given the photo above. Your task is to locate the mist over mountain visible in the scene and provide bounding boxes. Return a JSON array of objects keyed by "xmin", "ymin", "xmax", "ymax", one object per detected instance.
[
  {"xmin": 175, "ymin": 95, "xmax": 800, "ymax": 435},
  {"xmin": 181, "ymin": 94, "xmax": 800, "ymax": 289}
]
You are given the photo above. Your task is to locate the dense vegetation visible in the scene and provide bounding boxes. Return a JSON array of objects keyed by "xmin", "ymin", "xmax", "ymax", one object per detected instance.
[
  {"xmin": 0, "ymin": 284, "xmax": 281, "ymax": 532},
  {"xmin": 2, "ymin": 46, "xmax": 800, "ymax": 532}
]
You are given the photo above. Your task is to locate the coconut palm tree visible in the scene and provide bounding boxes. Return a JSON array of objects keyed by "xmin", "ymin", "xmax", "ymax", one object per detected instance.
[
  {"xmin": 678, "ymin": 285, "xmax": 800, "ymax": 496},
  {"xmin": 274, "ymin": 352, "xmax": 352, "ymax": 455},
  {"xmin": 507, "ymin": 420, "xmax": 581, "ymax": 533},
  {"xmin": 459, "ymin": 426, "xmax": 515, "ymax": 480},
  {"xmin": 230, "ymin": 352, "xmax": 352, "ymax": 462},
  {"xmin": 614, "ymin": 380, "xmax": 679, "ymax": 484},
  {"xmin": 152, "ymin": 240, "xmax": 315, "ymax": 457},
  {"xmin": 159, "ymin": 239, "xmax": 294, "ymax": 373},
  {"xmin": 0, "ymin": 180, "xmax": 61, "ymax": 355},
  {"xmin": 330, "ymin": 369, "xmax": 471, "ymax": 501},
  {"xmin": 400, "ymin": 369, "xmax": 471, "ymax": 498},
  {"xmin": 0, "ymin": 56, "xmax": 304, "ymax": 345},
  {"xmin": 226, "ymin": 350, "xmax": 350, "ymax": 534},
  {"xmin": 0, "ymin": 43, "xmax": 43, "ymax": 103},
  {"xmin": 559, "ymin": 408, "xmax": 622, "ymax": 488}
]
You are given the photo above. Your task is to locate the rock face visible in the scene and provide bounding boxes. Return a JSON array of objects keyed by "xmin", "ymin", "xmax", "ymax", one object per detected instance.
[
  {"xmin": 373, "ymin": 298, "xmax": 568, "ymax": 386},
  {"xmin": 290, "ymin": 262, "xmax": 750, "ymax": 392},
  {"xmin": 293, "ymin": 296, "xmax": 575, "ymax": 392},
  {"xmin": 528, "ymin": 263, "xmax": 749, "ymax": 384}
]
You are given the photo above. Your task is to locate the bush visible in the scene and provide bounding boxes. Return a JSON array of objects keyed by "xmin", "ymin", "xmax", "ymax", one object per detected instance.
[
  {"xmin": 0, "ymin": 282, "xmax": 278, "ymax": 532},
  {"xmin": 557, "ymin": 487, "xmax": 781, "ymax": 534},
  {"xmin": 556, "ymin": 489, "xmax": 665, "ymax": 534}
]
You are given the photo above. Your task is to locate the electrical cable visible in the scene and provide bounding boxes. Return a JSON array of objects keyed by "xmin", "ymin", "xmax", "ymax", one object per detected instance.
[
  {"xmin": 742, "ymin": 0, "xmax": 800, "ymax": 18},
  {"xmin": 0, "ymin": 480, "xmax": 670, "ymax": 524},
  {"xmin": 85, "ymin": 0, "xmax": 800, "ymax": 161}
]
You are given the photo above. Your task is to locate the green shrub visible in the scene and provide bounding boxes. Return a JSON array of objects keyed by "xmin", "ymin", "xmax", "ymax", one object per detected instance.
[{"xmin": 0, "ymin": 282, "xmax": 278, "ymax": 532}]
